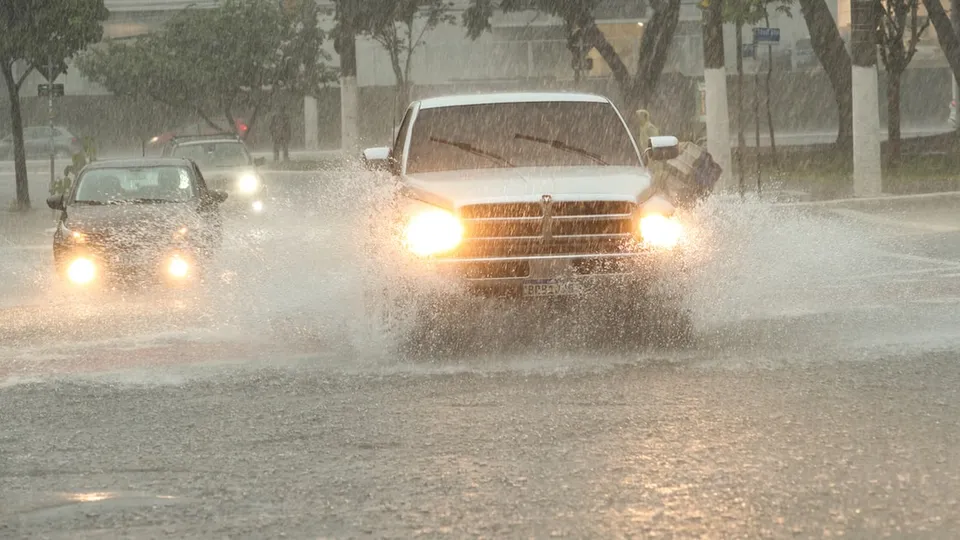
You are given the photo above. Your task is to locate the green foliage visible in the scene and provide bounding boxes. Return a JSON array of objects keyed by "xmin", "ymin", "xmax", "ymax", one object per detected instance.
[
  {"xmin": 77, "ymin": 0, "xmax": 336, "ymax": 138},
  {"xmin": 877, "ymin": 0, "xmax": 930, "ymax": 75},
  {"xmin": 50, "ymin": 138, "xmax": 97, "ymax": 197},
  {"xmin": 0, "ymin": 0, "xmax": 108, "ymax": 81},
  {"xmin": 463, "ymin": 0, "xmax": 602, "ymax": 39},
  {"xmin": 461, "ymin": 0, "xmax": 678, "ymax": 109},
  {"xmin": 720, "ymin": 0, "xmax": 791, "ymax": 25},
  {"xmin": 336, "ymin": 0, "xmax": 455, "ymax": 92},
  {"xmin": 0, "ymin": 0, "xmax": 108, "ymax": 210}
]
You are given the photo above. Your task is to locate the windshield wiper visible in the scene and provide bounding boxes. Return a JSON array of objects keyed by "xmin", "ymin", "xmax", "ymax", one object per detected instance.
[
  {"xmin": 127, "ymin": 198, "xmax": 176, "ymax": 204},
  {"xmin": 429, "ymin": 136, "xmax": 515, "ymax": 167},
  {"xmin": 514, "ymin": 133, "xmax": 609, "ymax": 165}
]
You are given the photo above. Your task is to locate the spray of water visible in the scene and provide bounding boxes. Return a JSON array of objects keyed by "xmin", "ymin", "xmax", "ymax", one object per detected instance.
[{"xmin": 0, "ymin": 163, "xmax": 951, "ymax": 381}]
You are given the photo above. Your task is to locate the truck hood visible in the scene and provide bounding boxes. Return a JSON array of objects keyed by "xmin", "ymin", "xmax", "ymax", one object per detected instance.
[{"xmin": 403, "ymin": 166, "xmax": 653, "ymax": 209}]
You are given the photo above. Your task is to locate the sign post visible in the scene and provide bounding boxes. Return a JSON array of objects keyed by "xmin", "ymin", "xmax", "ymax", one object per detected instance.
[
  {"xmin": 697, "ymin": 80, "xmax": 706, "ymax": 123},
  {"xmin": 37, "ymin": 56, "xmax": 67, "ymax": 194},
  {"xmin": 749, "ymin": 28, "xmax": 779, "ymax": 197}
]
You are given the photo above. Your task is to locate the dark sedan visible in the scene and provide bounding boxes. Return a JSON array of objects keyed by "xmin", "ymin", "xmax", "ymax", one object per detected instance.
[{"xmin": 46, "ymin": 158, "xmax": 228, "ymax": 286}]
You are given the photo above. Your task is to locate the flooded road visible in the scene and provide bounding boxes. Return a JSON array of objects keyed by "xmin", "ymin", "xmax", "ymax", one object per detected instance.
[{"xmin": 2, "ymin": 170, "xmax": 960, "ymax": 537}]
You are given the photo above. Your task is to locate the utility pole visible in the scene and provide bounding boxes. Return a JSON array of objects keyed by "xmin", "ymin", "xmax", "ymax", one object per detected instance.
[
  {"xmin": 952, "ymin": 0, "xmax": 960, "ymax": 129},
  {"xmin": 337, "ymin": 0, "xmax": 360, "ymax": 157},
  {"xmin": 851, "ymin": 0, "xmax": 882, "ymax": 196},
  {"xmin": 48, "ymin": 55, "xmax": 55, "ymax": 195},
  {"xmin": 701, "ymin": 0, "xmax": 733, "ymax": 191}
]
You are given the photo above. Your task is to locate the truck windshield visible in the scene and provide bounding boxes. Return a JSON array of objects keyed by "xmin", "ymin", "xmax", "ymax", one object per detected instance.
[{"xmin": 405, "ymin": 101, "xmax": 642, "ymax": 174}]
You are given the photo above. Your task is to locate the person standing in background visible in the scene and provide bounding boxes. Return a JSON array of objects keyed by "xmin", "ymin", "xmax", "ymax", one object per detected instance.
[
  {"xmin": 633, "ymin": 109, "xmax": 659, "ymax": 153},
  {"xmin": 270, "ymin": 108, "xmax": 291, "ymax": 163}
]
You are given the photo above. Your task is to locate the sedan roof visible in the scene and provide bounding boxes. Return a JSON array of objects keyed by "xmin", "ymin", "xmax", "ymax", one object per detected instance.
[{"xmin": 83, "ymin": 158, "xmax": 196, "ymax": 170}]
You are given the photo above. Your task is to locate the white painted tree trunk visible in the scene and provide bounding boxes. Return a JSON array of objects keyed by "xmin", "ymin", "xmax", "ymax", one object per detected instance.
[
  {"xmin": 304, "ymin": 96, "xmax": 318, "ymax": 149},
  {"xmin": 852, "ymin": 65, "xmax": 882, "ymax": 197},
  {"xmin": 704, "ymin": 67, "xmax": 733, "ymax": 192},
  {"xmin": 340, "ymin": 75, "xmax": 360, "ymax": 157}
]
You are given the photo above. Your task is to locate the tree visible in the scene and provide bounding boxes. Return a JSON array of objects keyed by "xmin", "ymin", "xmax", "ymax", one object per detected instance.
[
  {"xmin": 354, "ymin": 0, "xmax": 455, "ymax": 116},
  {"xmin": 797, "ymin": 0, "xmax": 853, "ymax": 147},
  {"xmin": 876, "ymin": 0, "xmax": 929, "ymax": 166},
  {"xmin": 78, "ymin": 0, "xmax": 335, "ymax": 142},
  {"xmin": 462, "ymin": 0, "xmax": 682, "ymax": 111},
  {"xmin": 722, "ymin": 0, "xmax": 790, "ymax": 194},
  {"xmin": 921, "ymin": 0, "xmax": 960, "ymax": 105},
  {"xmin": 0, "ymin": 0, "xmax": 108, "ymax": 211}
]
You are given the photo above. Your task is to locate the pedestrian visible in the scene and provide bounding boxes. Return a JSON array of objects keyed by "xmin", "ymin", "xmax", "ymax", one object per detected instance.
[
  {"xmin": 270, "ymin": 108, "xmax": 291, "ymax": 162},
  {"xmin": 633, "ymin": 109, "xmax": 659, "ymax": 153}
]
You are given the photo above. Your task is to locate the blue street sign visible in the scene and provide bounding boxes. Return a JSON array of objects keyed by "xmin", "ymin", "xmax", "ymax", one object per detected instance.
[{"xmin": 753, "ymin": 27, "xmax": 780, "ymax": 43}]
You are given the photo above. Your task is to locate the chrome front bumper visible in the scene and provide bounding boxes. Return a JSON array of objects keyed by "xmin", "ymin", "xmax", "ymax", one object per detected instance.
[{"xmin": 424, "ymin": 249, "xmax": 683, "ymax": 297}]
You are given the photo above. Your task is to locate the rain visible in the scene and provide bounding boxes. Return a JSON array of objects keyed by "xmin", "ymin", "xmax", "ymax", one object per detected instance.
[{"xmin": 2, "ymin": 0, "xmax": 960, "ymax": 537}]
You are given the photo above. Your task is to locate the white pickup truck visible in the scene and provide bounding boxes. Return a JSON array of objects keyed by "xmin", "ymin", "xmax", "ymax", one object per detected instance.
[{"xmin": 361, "ymin": 92, "xmax": 693, "ymax": 350}]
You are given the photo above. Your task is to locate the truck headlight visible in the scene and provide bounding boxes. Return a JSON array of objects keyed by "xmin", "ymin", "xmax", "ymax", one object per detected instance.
[
  {"xmin": 238, "ymin": 173, "xmax": 259, "ymax": 193},
  {"xmin": 67, "ymin": 257, "xmax": 97, "ymax": 285},
  {"xmin": 403, "ymin": 208, "xmax": 463, "ymax": 257},
  {"xmin": 639, "ymin": 214, "xmax": 683, "ymax": 249},
  {"xmin": 167, "ymin": 255, "xmax": 190, "ymax": 278}
]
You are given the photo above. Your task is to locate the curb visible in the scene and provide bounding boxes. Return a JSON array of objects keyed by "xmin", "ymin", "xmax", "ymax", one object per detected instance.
[{"xmin": 775, "ymin": 190, "xmax": 960, "ymax": 212}]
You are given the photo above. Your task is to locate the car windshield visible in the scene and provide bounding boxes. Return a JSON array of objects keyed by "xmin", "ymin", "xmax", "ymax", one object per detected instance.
[
  {"xmin": 73, "ymin": 165, "xmax": 197, "ymax": 204},
  {"xmin": 405, "ymin": 101, "xmax": 642, "ymax": 174},
  {"xmin": 171, "ymin": 141, "xmax": 251, "ymax": 167}
]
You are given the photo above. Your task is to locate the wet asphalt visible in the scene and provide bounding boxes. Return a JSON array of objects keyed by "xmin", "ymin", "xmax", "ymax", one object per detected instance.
[{"xmin": 2, "ymin": 173, "xmax": 960, "ymax": 538}]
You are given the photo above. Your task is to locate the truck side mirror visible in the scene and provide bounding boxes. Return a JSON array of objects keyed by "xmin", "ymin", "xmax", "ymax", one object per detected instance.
[
  {"xmin": 362, "ymin": 146, "xmax": 395, "ymax": 173},
  {"xmin": 646, "ymin": 136, "xmax": 680, "ymax": 161}
]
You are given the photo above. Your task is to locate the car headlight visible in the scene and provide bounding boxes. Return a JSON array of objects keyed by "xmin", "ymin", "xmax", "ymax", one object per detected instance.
[
  {"xmin": 238, "ymin": 173, "xmax": 259, "ymax": 193},
  {"xmin": 67, "ymin": 257, "xmax": 97, "ymax": 285},
  {"xmin": 403, "ymin": 208, "xmax": 463, "ymax": 257},
  {"xmin": 167, "ymin": 254, "xmax": 190, "ymax": 278},
  {"xmin": 638, "ymin": 214, "xmax": 683, "ymax": 249}
]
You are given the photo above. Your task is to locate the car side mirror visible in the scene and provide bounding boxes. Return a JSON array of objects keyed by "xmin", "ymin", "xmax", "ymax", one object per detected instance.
[
  {"xmin": 362, "ymin": 146, "xmax": 394, "ymax": 173},
  {"xmin": 209, "ymin": 190, "xmax": 229, "ymax": 204},
  {"xmin": 646, "ymin": 135, "xmax": 680, "ymax": 162},
  {"xmin": 254, "ymin": 157, "xmax": 266, "ymax": 167},
  {"xmin": 46, "ymin": 194, "xmax": 65, "ymax": 211}
]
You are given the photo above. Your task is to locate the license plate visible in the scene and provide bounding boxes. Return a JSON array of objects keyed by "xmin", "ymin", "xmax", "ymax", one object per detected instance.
[{"xmin": 522, "ymin": 279, "xmax": 585, "ymax": 297}]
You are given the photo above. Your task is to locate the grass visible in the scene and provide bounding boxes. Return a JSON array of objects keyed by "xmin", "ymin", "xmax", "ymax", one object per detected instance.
[{"xmin": 735, "ymin": 140, "xmax": 960, "ymax": 200}]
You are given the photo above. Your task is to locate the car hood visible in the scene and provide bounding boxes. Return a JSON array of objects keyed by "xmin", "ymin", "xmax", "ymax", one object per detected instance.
[
  {"xmin": 64, "ymin": 203, "xmax": 200, "ymax": 235},
  {"xmin": 403, "ymin": 166, "xmax": 654, "ymax": 209}
]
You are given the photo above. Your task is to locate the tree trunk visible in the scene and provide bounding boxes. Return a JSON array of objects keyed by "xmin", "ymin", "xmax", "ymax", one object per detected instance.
[
  {"xmin": 736, "ymin": 22, "xmax": 746, "ymax": 198},
  {"xmin": 922, "ymin": 0, "xmax": 960, "ymax": 93},
  {"xmin": 764, "ymin": 12, "xmax": 778, "ymax": 171},
  {"xmin": 632, "ymin": 0, "xmax": 681, "ymax": 108},
  {"xmin": 887, "ymin": 72, "xmax": 902, "ymax": 168},
  {"xmin": 798, "ymin": 0, "xmax": 853, "ymax": 148},
  {"xmin": 1, "ymin": 62, "xmax": 30, "ymax": 211}
]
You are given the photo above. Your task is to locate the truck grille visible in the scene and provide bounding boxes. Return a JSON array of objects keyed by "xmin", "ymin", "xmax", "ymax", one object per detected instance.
[{"xmin": 458, "ymin": 200, "xmax": 636, "ymax": 257}]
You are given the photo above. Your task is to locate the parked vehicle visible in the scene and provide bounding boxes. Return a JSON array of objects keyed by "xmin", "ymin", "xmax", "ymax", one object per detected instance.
[{"xmin": 0, "ymin": 125, "xmax": 82, "ymax": 159}]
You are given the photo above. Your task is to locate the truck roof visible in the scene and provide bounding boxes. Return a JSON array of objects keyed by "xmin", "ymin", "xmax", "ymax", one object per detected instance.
[{"xmin": 417, "ymin": 92, "xmax": 611, "ymax": 110}]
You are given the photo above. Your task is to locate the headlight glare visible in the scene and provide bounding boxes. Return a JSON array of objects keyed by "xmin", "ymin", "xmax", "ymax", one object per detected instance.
[
  {"xmin": 638, "ymin": 213, "xmax": 683, "ymax": 249},
  {"xmin": 403, "ymin": 209, "xmax": 463, "ymax": 257},
  {"xmin": 238, "ymin": 173, "xmax": 259, "ymax": 193},
  {"xmin": 168, "ymin": 255, "xmax": 190, "ymax": 278},
  {"xmin": 67, "ymin": 257, "xmax": 96, "ymax": 284}
]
